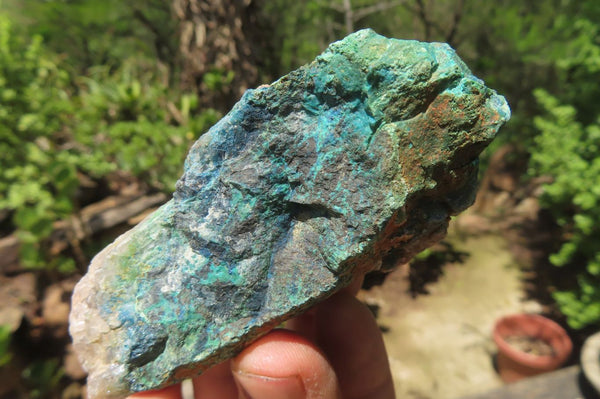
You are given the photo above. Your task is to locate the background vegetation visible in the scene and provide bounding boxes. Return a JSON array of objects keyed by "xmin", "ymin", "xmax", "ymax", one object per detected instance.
[{"xmin": 1, "ymin": 0, "xmax": 599, "ymax": 396}]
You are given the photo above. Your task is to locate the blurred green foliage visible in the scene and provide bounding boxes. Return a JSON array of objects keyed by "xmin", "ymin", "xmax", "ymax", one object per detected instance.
[
  {"xmin": 75, "ymin": 61, "xmax": 219, "ymax": 191},
  {"xmin": 0, "ymin": 11, "xmax": 218, "ymax": 270},
  {"xmin": 8, "ymin": 0, "xmax": 178, "ymax": 74},
  {"xmin": 526, "ymin": 1, "xmax": 600, "ymax": 329},
  {"xmin": 532, "ymin": 91, "xmax": 600, "ymax": 328},
  {"xmin": 0, "ymin": 15, "xmax": 79, "ymax": 269},
  {"xmin": 22, "ymin": 358, "xmax": 64, "ymax": 399},
  {"xmin": 0, "ymin": 325, "xmax": 12, "ymax": 367},
  {"xmin": 529, "ymin": 27, "xmax": 600, "ymax": 328}
]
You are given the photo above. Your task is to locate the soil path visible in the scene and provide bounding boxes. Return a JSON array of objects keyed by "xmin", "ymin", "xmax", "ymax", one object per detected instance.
[{"xmin": 360, "ymin": 232, "xmax": 532, "ymax": 399}]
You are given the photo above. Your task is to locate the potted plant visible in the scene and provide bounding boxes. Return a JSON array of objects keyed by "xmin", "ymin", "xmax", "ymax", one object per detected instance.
[{"xmin": 493, "ymin": 313, "xmax": 573, "ymax": 383}]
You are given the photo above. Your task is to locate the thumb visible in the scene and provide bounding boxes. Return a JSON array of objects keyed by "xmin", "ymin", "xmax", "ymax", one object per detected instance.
[{"xmin": 231, "ymin": 329, "xmax": 341, "ymax": 399}]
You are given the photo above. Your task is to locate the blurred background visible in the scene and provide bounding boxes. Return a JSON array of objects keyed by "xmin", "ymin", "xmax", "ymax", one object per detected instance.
[{"xmin": 0, "ymin": 0, "xmax": 599, "ymax": 398}]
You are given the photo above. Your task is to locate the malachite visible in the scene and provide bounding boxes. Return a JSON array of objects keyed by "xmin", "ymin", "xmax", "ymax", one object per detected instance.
[{"xmin": 70, "ymin": 29, "xmax": 510, "ymax": 398}]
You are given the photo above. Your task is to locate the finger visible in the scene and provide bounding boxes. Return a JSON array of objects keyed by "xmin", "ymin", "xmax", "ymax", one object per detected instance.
[
  {"xmin": 341, "ymin": 273, "xmax": 366, "ymax": 296},
  {"xmin": 315, "ymin": 292, "xmax": 395, "ymax": 399},
  {"xmin": 285, "ymin": 307, "xmax": 318, "ymax": 340},
  {"xmin": 126, "ymin": 384, "xmax": 182, "ymax": 399},
  {"xmin": 192, "ymin": 361, "xmax": 238, "ymax": 399},
  {"xmin": 231, "ymin": 329, "xmax": 341, "ymax": 399},
  {"xmin": 286, "ymin": 273, "xmax": 366, "ymax": 339}
]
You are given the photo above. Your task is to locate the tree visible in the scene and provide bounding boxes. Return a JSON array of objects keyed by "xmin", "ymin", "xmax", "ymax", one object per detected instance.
[
  {"xmin": 172, "ymin": 0, "xmax": 271, "ymax": 111},
  {"xmin": 326, "ymin": 0, "xmax": 406, "ymax": 35}
]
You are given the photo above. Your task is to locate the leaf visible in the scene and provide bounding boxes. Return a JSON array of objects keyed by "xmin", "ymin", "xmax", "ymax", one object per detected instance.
[
  {"xmin": 22, "ymin": 359, "xmax": 65, "ymax": 398},
  {"xmin": 17, "ymin": 114, "xmax": 41, "ymax": 132},
  {"xmin": 0, "ymin": 325, "xmax": 12, "ymax": 367},
  {"xmin": 14, "ymin": 207, "xmax": 54, "ymax": 239},
  {"xmin": 18, "ymin": 241, "xmax": 46, "ymax": 269},
  {"xmin": 56, "ymin": 257, "xmax": 76, "ymax": 274}
]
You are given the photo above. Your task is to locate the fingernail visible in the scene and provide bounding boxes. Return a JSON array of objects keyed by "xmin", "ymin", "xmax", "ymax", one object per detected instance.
[{"xmin": 235, "ymin": 371, "xmax": 306, "ymax": 399}]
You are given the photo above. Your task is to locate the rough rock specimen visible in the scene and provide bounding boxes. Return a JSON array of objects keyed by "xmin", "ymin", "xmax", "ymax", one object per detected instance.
[{"xmin": 70, "ymin": 29, "xmax": 510, "ymax": 398}]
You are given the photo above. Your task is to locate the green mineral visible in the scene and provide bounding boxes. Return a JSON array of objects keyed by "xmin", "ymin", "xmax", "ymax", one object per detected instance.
[{"xmin": 70, "ymin": 29, "xmax": 510, "ymax": 398}]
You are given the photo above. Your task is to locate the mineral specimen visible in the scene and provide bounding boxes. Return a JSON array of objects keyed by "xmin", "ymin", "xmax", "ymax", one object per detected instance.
[{"xmin": 70, "ymin": 29, "xmax": 510, "ymax": 398}]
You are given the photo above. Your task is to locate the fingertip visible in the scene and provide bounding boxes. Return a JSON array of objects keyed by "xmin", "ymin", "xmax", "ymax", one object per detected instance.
[
  {"xmin": 126, "ymin": 383, "xmax": 182, "ymax": 399},
  {"xmin": 234, "ymin": 371, "xmax": 305, "ymax": 399},
  {"xmin": 232, "ymin": 329, "xmax": 341, "ymax": 399},
  {"xmin": 232, "ymin": 329, "xmax": 324, "ymax": 378},
  {"xmin": 192, "ymin": 361, "xmax": 237, "ymax": 399}
]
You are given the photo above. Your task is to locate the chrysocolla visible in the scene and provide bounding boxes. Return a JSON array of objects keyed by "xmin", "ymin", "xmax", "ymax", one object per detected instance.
[{"xmin": 70, "ymin": 29, "xmax": 510, "ymax": 398}]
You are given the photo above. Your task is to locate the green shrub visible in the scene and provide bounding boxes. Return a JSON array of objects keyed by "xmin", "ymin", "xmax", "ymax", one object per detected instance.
[
  {"xmin": 0, "ymin": 15, "xmax": 218, "ymax": 270},
  {"xmin": 0, "ymin": 16, "xmax": 81, "ymax": 268},
  {"xmin": 530, "ymin": 89, "xmax": 600, "ymax": 329},
  {"xmin": 74, "ymin": 61, "xmax": 219, "ymax": 191},
  {"xmin": 526, "ymin": 5, "xmax": 600, "ymax": 330}
]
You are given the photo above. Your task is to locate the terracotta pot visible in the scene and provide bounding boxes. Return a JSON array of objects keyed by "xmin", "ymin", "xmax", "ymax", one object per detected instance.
[{"xmin": 492, "ymin": 313, "xmax": 573, "ymax": 383}]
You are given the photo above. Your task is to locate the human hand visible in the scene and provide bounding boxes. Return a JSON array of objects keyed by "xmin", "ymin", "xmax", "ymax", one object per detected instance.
[{"xmin": 128, "ymin": 278, "xmax": 394, "ymax": 399}]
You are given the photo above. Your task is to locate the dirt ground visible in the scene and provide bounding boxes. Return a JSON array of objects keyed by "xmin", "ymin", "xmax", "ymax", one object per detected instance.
[{"xmin": 359, "ymin": 229, "xmax": 536, "ymax": 399}]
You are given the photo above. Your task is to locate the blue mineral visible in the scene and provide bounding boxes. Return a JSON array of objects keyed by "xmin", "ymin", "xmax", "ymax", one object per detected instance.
[{"xmin": 70, "ymin": 29, "xmax": 510, "ymax": 398}]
